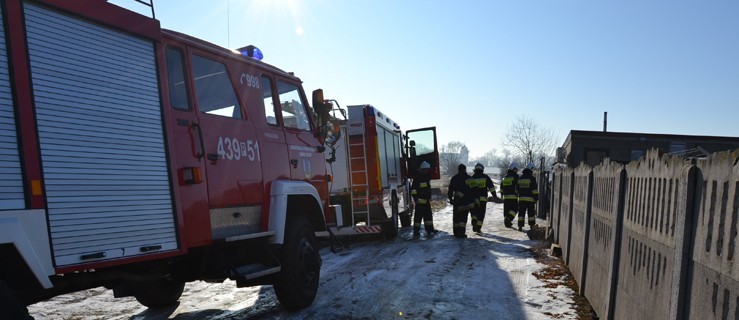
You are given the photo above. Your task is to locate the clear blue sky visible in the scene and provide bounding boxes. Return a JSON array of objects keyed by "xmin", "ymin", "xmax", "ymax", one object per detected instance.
[{"xmin": 115, "ymin": 0, "xmax": 739, "ymax": 158}]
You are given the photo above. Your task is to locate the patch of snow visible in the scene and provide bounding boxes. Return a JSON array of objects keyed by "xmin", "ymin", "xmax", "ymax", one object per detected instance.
[{"xmin": 29, "ymin": 201, "xmax": 580, "ymax": 319}]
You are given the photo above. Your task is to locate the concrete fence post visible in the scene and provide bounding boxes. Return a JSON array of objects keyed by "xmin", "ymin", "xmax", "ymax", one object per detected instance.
[
  {"xmin": 565, "ymin": 170, "xmax": 575, "ymax": 265},
  {"xmin": 605, "ymin": 168, "xmax": 627, "ymax": 320},
  {"xmin": 578, "ymin": 170, "xmax": 594, "ymax": 295}
]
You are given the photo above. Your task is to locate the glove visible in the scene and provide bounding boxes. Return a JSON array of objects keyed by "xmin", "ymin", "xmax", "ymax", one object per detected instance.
[{"xmin": 488, "ymin": 196, "xmax": 504, "ymax": 204}]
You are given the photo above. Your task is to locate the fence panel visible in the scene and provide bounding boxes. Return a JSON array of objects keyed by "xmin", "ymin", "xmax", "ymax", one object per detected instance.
[
  {"xmin": 568, "ymin": 164, "xmax": 592, "ymax": 294},
  {"xmin": 613, "ymin": 150, "xmax": 693, "ymax": 320},
  {"xmin": 559, "ymin": 167, "xmax": 575, "ymax": 264},
  {"xmin": 583, "ymin": 160, "xmax": 625, "ymax": 320},
  {"xmin": 688, "ymin": 150, "xmax": 739, "ymax": 319}
]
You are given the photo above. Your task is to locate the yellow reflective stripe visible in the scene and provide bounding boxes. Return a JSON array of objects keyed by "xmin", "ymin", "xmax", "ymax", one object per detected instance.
[
  {"xmin": 454, "ymin": 191, "xmax": 464, "ymax": 198},
  {"xmin": 468, "ymin": 178, "xmax": 486, "ymax": 188},
  {"xmin": 411, "ymin": 190, "xmax": 418, "ymax": 195},
  {"xmin": 420, "ymin": 182, "xmax": 429, "ymax": 188},
  {"xmin": 479, "ymin": 196, "xmax": 488, "ymax": 202},
  {"xmin": 519, "ymin": 197, "xmax": 535, "ymax": 202},
  {"xmin": 532, "ymin": 190, "xmax": 539, "ymax": 195},
  {"xmin": 506, "ymin": 210, "xmax": 517, "ymax": 218},
  {"xmin": 418, "ymin": 199, "xmax": 428, "ymax": 204},
  {"xmin": 503, "ymin": 195, "xmax": 518, "ymax": 200}
]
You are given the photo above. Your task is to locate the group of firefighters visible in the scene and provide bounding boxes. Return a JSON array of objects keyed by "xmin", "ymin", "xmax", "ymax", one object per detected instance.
[{"xmin": 410, "ymin": 161, "xmax": 539, "ymax": 238}]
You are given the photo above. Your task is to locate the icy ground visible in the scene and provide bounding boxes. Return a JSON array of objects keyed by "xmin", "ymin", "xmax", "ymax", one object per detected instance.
[{"xmin": 28, "ymin": 202, "xmax": 580, "ymax": 320}]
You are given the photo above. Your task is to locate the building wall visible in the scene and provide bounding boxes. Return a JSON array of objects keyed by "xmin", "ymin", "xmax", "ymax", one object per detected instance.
[{"xmin": 562, "ymin": 130, "xmax": 739, "ymax": 168}]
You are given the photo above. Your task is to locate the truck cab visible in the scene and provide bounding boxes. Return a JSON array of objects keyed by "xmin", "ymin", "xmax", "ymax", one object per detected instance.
[{"xmin": 0, "ymin": 0, "xmax": 328, "ymax": 316}]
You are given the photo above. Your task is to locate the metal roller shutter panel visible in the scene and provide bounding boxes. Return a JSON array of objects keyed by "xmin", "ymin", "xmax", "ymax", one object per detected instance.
[
  {"xmin": 24, "ymin": 3, "xmax": 178, "ymax": 266},
  {"xmin": 0, "ymin": 5, "xmax": 25, "ymax": 210}
]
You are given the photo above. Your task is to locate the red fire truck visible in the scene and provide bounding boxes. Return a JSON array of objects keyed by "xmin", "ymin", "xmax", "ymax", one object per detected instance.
[
  {"xmin": 0, "ymin": 0, "xmax": 333, "ymax": 317},
  {"xmin": 315, "ymin": 100, "xmax": 440, "ymax": 239}
]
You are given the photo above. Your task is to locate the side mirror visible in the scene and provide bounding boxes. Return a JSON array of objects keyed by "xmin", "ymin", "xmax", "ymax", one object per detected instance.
[{"xmin": 312, "ymin": 89, "xmax": 327, "ymax": 114}]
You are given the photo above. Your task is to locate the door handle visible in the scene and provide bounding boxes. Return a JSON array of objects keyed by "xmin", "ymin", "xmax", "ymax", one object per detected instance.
[
  {"xmin": 207, "ymin": 153, "xmax": 220, "ymax": 161},
  {"xmin": 290, "ymin": 159, "xmax": 298, "ymax": 168},
  {"xmin": 191, "ymin": 122, "xmax": 206, "ymax": 160}
]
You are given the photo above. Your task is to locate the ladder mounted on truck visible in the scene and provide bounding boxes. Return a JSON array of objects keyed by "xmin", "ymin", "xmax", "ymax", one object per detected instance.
[{"xmin": 347, "ymin": 129, "xmax": 371, "ymax": 227}]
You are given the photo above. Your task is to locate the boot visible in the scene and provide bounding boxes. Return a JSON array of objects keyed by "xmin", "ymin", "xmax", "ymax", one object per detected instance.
[{"xmin": 504, "ymin": 220, "xmax": 513, "ymax": 228}]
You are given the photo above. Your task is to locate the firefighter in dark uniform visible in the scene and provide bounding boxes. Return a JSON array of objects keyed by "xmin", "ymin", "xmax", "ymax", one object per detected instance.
[
  {"xmin": 448, "ymin": 164, "xmax": 476, "ymax": 238},
  {"xmin": 517, "ymin": 162, "xmax": 539, "ymax": 230},
  {"xmin": 501, "ymin": 162, "xmax": 519, "ymax": 228},
  {"xmin": 410, "ymin": 161, "xmax": 436, "ymax": 237},
  {"xmin": 468, "ymin": 163, "xmax": 500, "ymax": 233}
]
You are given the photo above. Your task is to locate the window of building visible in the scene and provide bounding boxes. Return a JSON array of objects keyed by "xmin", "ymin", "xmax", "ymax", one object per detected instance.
[
  {"xmin": 277, "ymin": 81, "xmax": 310, "ymax": 130},
  {"xmin": 631, "ymin": 149, "xmax": 644, "ymax": 161},
  {"xmin": 585, "ymin": 149, "xmax": 607, "ymax": 167},
  {"xmin": 669, "ymin": 142, "xmax": 687, "ymax": 154},
  {"xmin": 191, "ymin": 55, "xmax": 242, "ymax": 118},
  {"xmin": 166, "ymin": 47, "xmax": 190, "ymax": 110}
]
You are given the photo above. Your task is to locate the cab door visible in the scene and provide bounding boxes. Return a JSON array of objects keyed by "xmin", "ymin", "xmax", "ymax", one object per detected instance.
[
  {"xmin": 405, "ymin": 127, "xmax": 440, "ymax": 179},
  {"xmin": 188, "ymin": 53, "xmax": 262, "ymax": 209},
  {"xmin": 274, "ymin": 79, "xmax": 322, "ymax": 183}
]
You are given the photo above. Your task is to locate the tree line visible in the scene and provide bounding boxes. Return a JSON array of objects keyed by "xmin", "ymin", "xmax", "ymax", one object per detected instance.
[{"xmin": 439, "ymin": 115, "xmax": 558, "ymax": 177}]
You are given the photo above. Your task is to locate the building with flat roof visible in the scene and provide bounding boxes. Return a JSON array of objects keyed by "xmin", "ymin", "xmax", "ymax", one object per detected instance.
[{"xmin": 558, "ymin": 130, "xmax": 739, "ymax": 167}]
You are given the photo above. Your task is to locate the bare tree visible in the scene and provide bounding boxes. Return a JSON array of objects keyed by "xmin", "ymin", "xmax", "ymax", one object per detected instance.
[
  {"xmin": 502, "ymin": 115, "xmax": 558, "ymax": 166},
  {"xmin": 439, "ymin": 141, "xmax": 467, "ymax": 176}
]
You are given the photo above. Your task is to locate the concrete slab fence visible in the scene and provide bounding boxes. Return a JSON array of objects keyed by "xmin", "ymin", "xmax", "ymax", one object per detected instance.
[{"xmin": 549, "ymin": 148, "xmax": 739, "ymax": 320}]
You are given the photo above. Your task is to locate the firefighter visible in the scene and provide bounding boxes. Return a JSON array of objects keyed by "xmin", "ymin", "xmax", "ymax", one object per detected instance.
[
  {"xmin": 500, "ymin": 162, "xmax": 520, "ymax": 228},
  {"xmin": 517, "ymin": 162, "xmax": 539, "ymax": 230},
  {"xmin": 410, "ymin": 161, "xmax": 436, "ymax": 237},
  {"xmin": 448, "ymin": 164, "xmax": 476, "ymax": 238},
  {"xmin": 468, "ymin": 163, "xmax": 500, "ymax": 233}
]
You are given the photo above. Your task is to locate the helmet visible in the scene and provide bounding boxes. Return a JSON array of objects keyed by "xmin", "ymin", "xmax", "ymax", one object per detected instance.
[
  {"xmin": 474, "ymin": 163, "xmax": 484, "ymax": 171},
  {"xmin": 458, "ymin": 164, "xmax": 467, "ymax": 173},
  {"xmin": 526, "ymin": 162, "xmax": 535, "ymax": 170},
  {"xmin": 508, "ymin": 162, "xmax": 518, "ymax": 170},
  {"xmin": 420, "ymin": 161, "xmax": 431, "ymax": 170}
]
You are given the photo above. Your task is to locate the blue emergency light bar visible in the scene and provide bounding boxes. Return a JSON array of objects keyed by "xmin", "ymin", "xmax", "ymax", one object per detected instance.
[{"xmin": 237, "ymin": 45, "xmax": 263, "ymax": 61}]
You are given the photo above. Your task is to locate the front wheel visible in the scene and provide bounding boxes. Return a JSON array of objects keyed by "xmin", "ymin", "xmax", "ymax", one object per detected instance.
[
  {"xmin": 133, "ymin": 278, "xmax": 185, "ymax": 309},
  {"xmin": 0, "ymin": 280, "xmax": 32, "ymax": 320},
  {"xmin": 273, "ymin": 216, "xmax": 321, "ymax": 310}
]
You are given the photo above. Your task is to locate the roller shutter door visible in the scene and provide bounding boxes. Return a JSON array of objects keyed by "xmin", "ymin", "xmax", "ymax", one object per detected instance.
[
  {"xmin": 24, "ymin": 3, "xmax": 177, "ymax": 266},
  {"xmin": 0, "ymin": 5, "xmax": 25, "ymax": 210}
]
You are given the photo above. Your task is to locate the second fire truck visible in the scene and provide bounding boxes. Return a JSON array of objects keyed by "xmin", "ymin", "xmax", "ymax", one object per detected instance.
[{"xmin": 313, "ymin": 98, "xmax": 440, "ymax": 239}]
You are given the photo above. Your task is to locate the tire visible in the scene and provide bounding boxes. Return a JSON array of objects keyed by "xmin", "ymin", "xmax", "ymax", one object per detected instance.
[
  {"xmin": 400, "ymin": 201, "xmax": 413, "ymax": 228},
  {"xmin": 273, "ymin": 216, "xmax": 321, "ymax": 310},
  {"xmin": 0, "ymin": 280, "xmax": 32, "ymax": 320},
  {"xmin": 133, "ymin": 278, "xmax": 185, "ymax": 309},
  {"xmin": 385, "ymin": 191, "xmax": 399, "ymax": 239}
]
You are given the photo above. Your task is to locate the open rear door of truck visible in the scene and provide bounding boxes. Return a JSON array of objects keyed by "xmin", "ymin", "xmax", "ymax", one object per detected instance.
[{"xmin": 405, "ymin": 127, "xmax": 440, "ymax": 180}]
